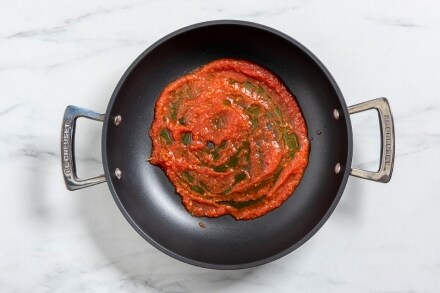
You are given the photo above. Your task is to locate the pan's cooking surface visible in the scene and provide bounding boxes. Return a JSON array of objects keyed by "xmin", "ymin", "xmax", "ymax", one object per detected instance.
[{"xmin": 102, "ymin": 21, "xmax": 352, "ymax": 268}]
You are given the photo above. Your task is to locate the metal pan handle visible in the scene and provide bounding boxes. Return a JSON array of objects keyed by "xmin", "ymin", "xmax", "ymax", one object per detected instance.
[
  {"xmin": 61, "ymin": 105, "xmax": 106, "ymax": 190},
  {"xmin": 348, "ymin": 98, "xmax": 395, "ymax": 183}
]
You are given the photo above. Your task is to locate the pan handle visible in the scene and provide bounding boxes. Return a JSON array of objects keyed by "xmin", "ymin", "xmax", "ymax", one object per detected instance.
[
  {"xmin": 61, "ymin": 105, "xmax": 106, "ymax": 190},
  {"xmin": 348, "ymin": 98, "xmax": 395, "ymax": 183}
]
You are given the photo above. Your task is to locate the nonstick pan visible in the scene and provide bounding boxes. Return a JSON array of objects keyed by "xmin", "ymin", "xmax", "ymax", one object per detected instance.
[{"xmin": 61, "ymin": 21, "xmax": 395, "ymax": 269}]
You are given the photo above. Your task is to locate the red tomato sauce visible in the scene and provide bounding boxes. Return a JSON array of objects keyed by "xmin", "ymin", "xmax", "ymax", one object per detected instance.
[{"xmin": 149, "ymin": 59, "xmax": 309, "ymax": 220}]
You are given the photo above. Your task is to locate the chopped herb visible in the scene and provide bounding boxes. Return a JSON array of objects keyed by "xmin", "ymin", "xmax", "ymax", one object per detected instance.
[
  {"xmin": 257, "ymin": 86, "xmax": 265, "ymax": 94},
  {"xmin": 247, "ymin": 104, "xmax": 260, "ymax": 116},
  {"xmin": 221, "ymin": 187, "xmax": 232, "ymax": 195},
  {"xmin": 228, "ymin": 79, "xmax": 236, "ymax": 84},
  {"xmin": 178, "ymin": 117, "xmax": 186, "ymax": 125},
  {"xmin": 211, "ymin": 140, "xmax": 247, "ymax": 171},
  {"xmin": 250, "ymin": 180, "xmax": 270, "ymax": 193},
  {"xmin": 274, "ymin": 107, "xmax": 282, "ymax": 119},
  {"xmin": 212, "ymin": 164, "xmax": 228, "ymax": 173},
  {"xmin": 227, "ymin": 155, "xmax": 239, "ymax": 168},
  {"xmin": 170, "ymin": 102, "xmax": 178, "ymax": 121},
  {"xmin": 251, "ymin": 118, "xmax": 258, "ymax": 128},
  {"xmin": 273, "ymin": 165, "xmax": 283, "ymax": 181},
  {"xmin": 284, "ymin": 132, "xmax": 299, "ymax": 158},
  {"xmin": 247, "ymin": 105, "xmax": 261, "ymax": 129},
  {"xmin": 159, "ymin": 129, "xmax": 173, "ymax": 145},
  {"xmin": 211, "ymin": 151, "xmax": 220, "ymax": 160},
  {"xmin": 234, "ymin": 172, "xmax": 247, "ymax": 184},
  {"xmin": 284, "ymin": 132, "xmax": 299, "ymax": 152},
  {"xmin": 199, "ymin": 181, "xmax": 210, "ymax": 192},
  {"xmin": 220, "ymin": 198, "xmax": 263, "ymax": 209},
  {"xmin": 243, "ymin": 81, "xmax": 255, "ymax": 90},
  {"xmin": 182, "ymin": 132, "xmax": 192, "ymax": 146},
  {"xmin": 209, "ymin": 140, "xmax": 226, "ymax": 161},
  {"xmin": 182, "ymin": 171, "xmax": 194, "ymax": 183},
  {"xmin": 190, "ymin": 185, "xmax": 205, "ymax": 194}
]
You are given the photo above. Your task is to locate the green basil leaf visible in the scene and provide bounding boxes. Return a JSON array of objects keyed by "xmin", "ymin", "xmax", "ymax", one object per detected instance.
[
  {"xmin": 159, "ymin": 129, "xmax": 173, "ymax": 145},
  {"xmin": 182, "ymin": 132, "xmax": 192, "ymax": 146}
]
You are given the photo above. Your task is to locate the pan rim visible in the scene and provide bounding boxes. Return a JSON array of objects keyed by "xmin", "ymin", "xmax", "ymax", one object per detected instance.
[{"xmin": 102, "ymin": 20, "xmax": 353, "ymax": 270}]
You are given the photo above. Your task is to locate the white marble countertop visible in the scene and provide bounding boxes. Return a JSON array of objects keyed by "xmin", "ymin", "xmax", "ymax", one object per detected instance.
[{"xmin": 1, "ymin": 0, "xmax": 439, "ymax": 292}]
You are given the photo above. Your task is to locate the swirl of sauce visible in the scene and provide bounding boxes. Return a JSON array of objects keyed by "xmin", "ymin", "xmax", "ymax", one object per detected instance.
[{"xmin": 149, "ymin": 59, "xmax": 309, "ymax": 220}]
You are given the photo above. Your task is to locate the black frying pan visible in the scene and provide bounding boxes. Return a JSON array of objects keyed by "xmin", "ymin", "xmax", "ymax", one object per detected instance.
[{"xmin": 61, "ymin": 21, "xmax": 395, "ymax": 269}]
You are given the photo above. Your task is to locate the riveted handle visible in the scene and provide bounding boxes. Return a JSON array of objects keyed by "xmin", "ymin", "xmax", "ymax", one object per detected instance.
[
  {"xmin": 61, "ymin": 105, "xmax": 106, "ymax": 190},
  {"xmin": 348, "ymin": 98, "xmax": 395, "ymax": 183}
]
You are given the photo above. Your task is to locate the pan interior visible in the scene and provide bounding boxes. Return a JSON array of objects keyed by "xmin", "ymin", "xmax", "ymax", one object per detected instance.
[{"xmin": 103, "ymin": 22, "xmax": 352, "ymax": 269}]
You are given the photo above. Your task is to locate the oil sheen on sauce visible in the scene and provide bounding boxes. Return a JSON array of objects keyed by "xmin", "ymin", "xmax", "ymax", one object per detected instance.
[{"xmin": 149, "ymin": 59, "xmax": 310, "ymax": 220}]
